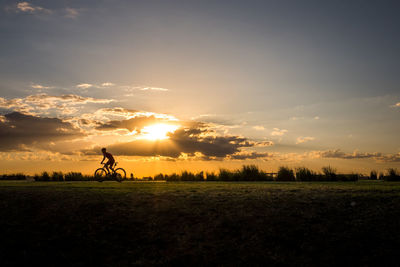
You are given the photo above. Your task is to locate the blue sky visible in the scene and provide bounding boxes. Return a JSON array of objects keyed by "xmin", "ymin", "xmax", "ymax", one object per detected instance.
[{"xmin": 0, "ymin": 0, "xmax": 399, "ymax": 175}]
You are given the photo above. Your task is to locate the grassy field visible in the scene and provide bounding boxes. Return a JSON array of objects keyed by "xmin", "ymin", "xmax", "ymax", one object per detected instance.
[{"xmin": 1, "ymin": 181, "xmax": 400, "ymax": 266}]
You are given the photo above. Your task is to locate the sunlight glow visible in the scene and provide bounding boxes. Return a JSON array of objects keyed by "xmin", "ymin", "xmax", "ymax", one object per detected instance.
[{"xmin": 140, "ymin": 124, "xmax": 179, "ymax": 140}]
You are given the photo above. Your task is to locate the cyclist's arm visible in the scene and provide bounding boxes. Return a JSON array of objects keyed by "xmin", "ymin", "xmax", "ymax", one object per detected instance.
[{"xmin": 101, "ymin": 155, "xmax": 105, "ymax": 164}]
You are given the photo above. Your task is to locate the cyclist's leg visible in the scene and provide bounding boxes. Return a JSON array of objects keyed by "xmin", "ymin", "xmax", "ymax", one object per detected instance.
[
  {"xmin": 104, "ymin": 161, "xmax": 110, "ymax": 174},
  {"xmin": 109, "ymin": 160, "xmax": 115, "ymax": 172}
]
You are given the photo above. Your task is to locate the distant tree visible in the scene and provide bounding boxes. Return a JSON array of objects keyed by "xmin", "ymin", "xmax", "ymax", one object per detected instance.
[
  {"xmin": 295, "ymin": 167, "xmax": 316, "ymax": 181},
  {"xmin": 322, "ymin": 166, "xmax": 337, "ymax": 181},
  {"xmin": 41, "ymin": 171, "xmax": 50, "ymax": 182},
  {"xmin": 385, "ymin": 168, "xmax": 400, "ymax": 181},
  {"xmin": 370, "ymin": 170, "xmax": 378, "ymax": 180},
  {"xmin": 219, "ymin": 169, "xmax": 234, "ymax": 181},
  {"xmin": 277, "ymin": 166, "xmax": 295, "ymax": 181},
  {"xmin": 206, "ymin": 172, "xmax": 218, "ymax": 181},
  {"xmin": 51, "ymin": 172, "xmax": 64, "ymax": 181},
  {"xmin": 65, "ymin": 172, "xmax": 84, "ymax": 181},
  {"xmin": 154, "ymin": 173, "xmax": 165, "ymax": 181}
]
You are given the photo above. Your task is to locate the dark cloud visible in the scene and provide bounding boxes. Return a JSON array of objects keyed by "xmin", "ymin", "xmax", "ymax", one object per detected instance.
[
  {"xmin": 96, "ymin": 115, "xmax": 167, "ymax": 132},
  {"xmin": 317, "ymin": 149, "xmax": 400, "ymax": 162},
  {"xmin": 86, "ymin": 127, "xmax": 273, "ymax": 159},
  {"xmin": 228, "ymin": 151, "xmax": 272, "ymax": 160},
  {"xmin": 318, "ymin": 149, "xmax": 382, "ymax": 159},
  {"xmin": 95, "ymin": 114, "xmax": 204, "ymax": 133},
  {"xmin": 0, "ymin": 112, "xmax": 84, "ymax": 151}
]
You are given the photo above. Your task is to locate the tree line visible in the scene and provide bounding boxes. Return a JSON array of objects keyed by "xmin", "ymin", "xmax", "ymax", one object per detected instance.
[{"xmin": 1, "ymin": 165, "xmax": 399, "ymax": 182}]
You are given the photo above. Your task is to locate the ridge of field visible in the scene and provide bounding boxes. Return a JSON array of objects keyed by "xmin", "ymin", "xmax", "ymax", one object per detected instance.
[{"xmin": 1, "ymin": 181, "xmax": 400, "ymax": 266}]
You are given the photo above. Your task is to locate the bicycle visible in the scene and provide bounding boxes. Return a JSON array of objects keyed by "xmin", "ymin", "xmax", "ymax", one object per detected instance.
[{"xmin": 94, "ymin": 162, "xmax": 126, "ymax": 182}]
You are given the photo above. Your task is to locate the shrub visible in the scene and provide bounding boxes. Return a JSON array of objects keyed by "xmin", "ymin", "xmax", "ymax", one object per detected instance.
[
  {"xmin": 277, "ymin": 166, "xmax": 295, "ymax": 181},
  {"xmin": 235, "ymin": 165, "xmax": 272, "ymax": 181},
  {"xmin": 154, "ymin": 173, "xmax": 165, "ymax": 181},
  {"xmin": 0, "ymin": 173, "xmax": 26, "ymax": 180},
  {"xmin": 295, "ymin": 167, "xmax": 317, "ymax": 181},
  {"xmin": 218, "ymin": 169, "xmax": 235, "ymax": 181},
  {"xmin": 64, "ymin": 172, "xmax": 84, "ymax": 181},
  {"xmin": 385, "ymin": 168, "xmax": 400, "ymax": 181},
  {"xmin": 196, "ymin": 171, "xmax": 205, "ymax": 181},
  {"xmin": 370, "ymin": 170, "xmax": 378, "ymax": 180},
  {"xmin": 180, "ymin": 171, "xmax": 204, "ymax": 181},
  {"xmin": 165, "ymin": 173, "xmax": 179, "ymax": 182},
  {"xmin": 322, "ymin": 166, "xmax": 337, "ymax": 181},
  {"xmin": 33, "ymin": 172, "xmax": 51, "ymax": 182},
  {"xmin": 33, "ymin": 174, "xmax": 40, "ymax": 181},
  {"xmin": 206, "ymin": 172, "xmax": 218, "ymax": 181},
  {"xmin": 51, "ymin": 172, "xmax": 64, "ymax": 181},
  {"xmin": 239, "ymin": 165, "xmax": 258, "ymax": 181},
  {"xmin": 42, "ymin": 172, "xmax": 50, "ymax": 181},
  {"xmin": 378, "ymin": 172, "xmax": 385, "ymax": 180},
  {"xmin": 337, "ymin": 173, "xmax": 359, "ymax": 182}
]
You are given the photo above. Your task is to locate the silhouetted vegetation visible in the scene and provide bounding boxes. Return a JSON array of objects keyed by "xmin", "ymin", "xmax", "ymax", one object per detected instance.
[
  {"xmin": 370, "ymin": 170, "xmax": 378, "ymax": 180},
  {"xmin": 51, "ymin": 171, "xmax": 64, "ymax": 181},
  {"xmin": 64, "ymin": 172, "xmax": 84, "ymax": 181},
  {"xmin": 236, "ymin": 165, "xmax": 274, "ymax": 181},
  {"xmin": 277, "ymin": 166, "xmax": 295, "ymax": 181},
  {"xmin": 154, "ymin": 173, "xmax": 165, "ymax": 181},
  {"xmin": 205, "ymin": 172, "xmax": 218, "ymax": 181},
  {"xmin": 384, "ymin": 168, "xmax": 400, "ymax": 181},
  {"xmin": 2, "ymin": 165, "xmax": 397, "ymax": 182},
  {"xmin": 0, "ymin": 173, "xmax": 26, "ymax": 180},
  {"xmin": 295, "ymin": 167, "xmax": 318, "ymax": 181},
  {"xmin": 322, "ymin": 166, "xmax": 337, "ymax": 181},
  {"xmin": 33, "ymin": 171, "xmax": 51, "ymax": 182}
]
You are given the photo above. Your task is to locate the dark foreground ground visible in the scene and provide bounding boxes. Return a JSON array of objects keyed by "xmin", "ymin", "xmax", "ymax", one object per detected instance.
[{"xmin": 1, "ymin": 181, "xmax": 400, "ymax": 266}]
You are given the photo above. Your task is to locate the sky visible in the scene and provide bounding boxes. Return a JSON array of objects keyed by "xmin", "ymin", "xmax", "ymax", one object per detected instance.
[{"xmin": 0, "ymin": 0, "xmax": 399, "ymax": 176}]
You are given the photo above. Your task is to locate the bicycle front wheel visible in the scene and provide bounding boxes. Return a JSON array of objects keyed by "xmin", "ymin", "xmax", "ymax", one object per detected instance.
[
  {"xmin": 114, "ymin": 168, "xmax": 126, "ymax": 182},
  {"xmin": 94, "ymin": 168, "xmax": 107, "ymax": 182}
]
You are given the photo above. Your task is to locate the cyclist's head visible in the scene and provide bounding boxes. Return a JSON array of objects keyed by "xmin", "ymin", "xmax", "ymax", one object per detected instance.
[{"xmin": 101, "ymin": 147, "xmax": 106, "ymax": 153}]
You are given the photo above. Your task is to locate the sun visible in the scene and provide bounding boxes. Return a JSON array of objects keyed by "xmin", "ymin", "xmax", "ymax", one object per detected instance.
[{"xmin": 140, "ymin": 124, "xmax": 179, "ymax": 140}]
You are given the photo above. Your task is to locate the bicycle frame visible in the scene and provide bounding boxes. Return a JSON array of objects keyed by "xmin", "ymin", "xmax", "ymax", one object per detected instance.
[{"xmin": 102, "ymin": 162, "xmax": 118, "ymax": 175}]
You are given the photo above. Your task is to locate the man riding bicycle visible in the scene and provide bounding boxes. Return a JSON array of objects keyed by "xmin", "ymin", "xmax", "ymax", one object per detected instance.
[{"xmin": 101, "ymin": 148, "xmax": 115, "ymax": 174}]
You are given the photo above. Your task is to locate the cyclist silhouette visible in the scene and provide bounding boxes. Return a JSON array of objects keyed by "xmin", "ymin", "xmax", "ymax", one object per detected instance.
[{"xmin": 101, "ymin": 148, "xmax": 115, "ymax": 173}]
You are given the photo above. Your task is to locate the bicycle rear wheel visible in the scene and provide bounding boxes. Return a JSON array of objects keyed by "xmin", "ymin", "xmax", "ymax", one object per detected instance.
[
  {"xmin": 94, "ymin": 168, "xmax": 107, "ymax": 182},
  {"xmin": 114, "ymin": 168, "xmax": 126, "ymax": 182}
]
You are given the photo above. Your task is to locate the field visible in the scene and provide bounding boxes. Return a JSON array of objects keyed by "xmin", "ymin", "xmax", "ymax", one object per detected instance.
[{"xmin": 1, "ymin": 181, "xmax": 400, "ymax": 266}]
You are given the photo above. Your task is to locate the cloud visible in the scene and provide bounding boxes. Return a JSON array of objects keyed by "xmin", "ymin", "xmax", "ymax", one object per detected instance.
[
  {"xmin": 0, "ymin": 94, "xmax": 113, "ymax": 116},
  {"xmin": 101, "ymin": 82, "xmax": 115, "ymax": 87},
  {"xmin": 16, "ymin": 2, "xmax": 51, "ymax": 14},
  {"xmin": 76, "ymin": 83, "xmax": 93, "ymax": 89},
  {"xmin": 271, "ymin": 128, "xmax": 288, "ymax": 136},
  {"xmin": 123, "ymin": 86, "xmax": 170, "ymax": 95},
  {"xmin": 31, "ymin": 83, "xmax": 52, "ymax": 89},
  {"xmin": 290, "ymin": 117, "xmax": 304, "ymax": 121},
  {"xmin": 85, "ymin": 124, "xmax": 273, "ymax": 159},
  {"xmin": 313, "ymin": 149, "xmax": 400, "ymax": 162},
  {"xmin": 253, "ymin": 125, "xmax": 265, "ymax": 131},
  {"xmin": 228, "ymin": 151, "xmax": 273, "ymax": 160},
  {"xmin": 296, "ymin": 136, "xmax": 315, "ymax": 144},
  {"xmin": 65, "ymin": 8, "xmax": 79, "ymax": 18},
  {"xmin": 87, "ymin": 108, "xmax": 177, "ymax": 123},
  {"xmin": 0, "ymin": 112, "xmax": 84, "ymax": 152},
  {"xmin": 95, "ymin": 115, "xmax": 174, "ymax": 132},
  {"xmin": 139, "ymin": 87, "xmax": 169, "ymax": 91}
]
